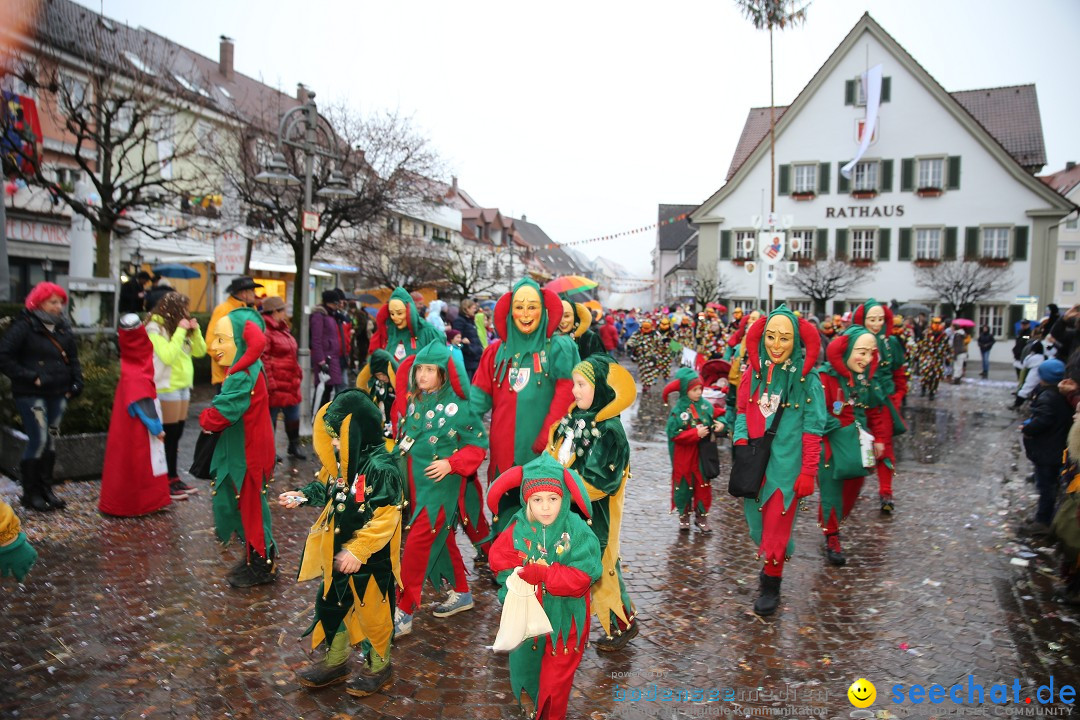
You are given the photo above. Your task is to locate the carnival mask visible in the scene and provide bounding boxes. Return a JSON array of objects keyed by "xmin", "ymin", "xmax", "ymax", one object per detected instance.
[
  {"xmin": 864, "ymin": 306, "xmax": 886, "ymax": 335},
  {"xmin": 512, "ymin": 285, "xmax": 542, "ymax": 335},
  {"xmin": 559, "ymin": 300, "xmax": 575, "ymax": 334},
  {"xmin": 388, "ymin": 299, "xmax": 409, "ymax": 330},
  {"xmin": 763, "ymin": 315, "xmax": 795, "ymax": 364},
  {"xmin": 847, "ymin": 333, "xmax": 877, "ymax": 374},
  {"xmin": 211, "ymin": 316, "xmax": 238, "ymax": 367}
]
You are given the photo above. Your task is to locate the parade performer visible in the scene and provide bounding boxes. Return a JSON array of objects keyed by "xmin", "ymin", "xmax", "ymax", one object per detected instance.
[
  {"xmin": 279, "ymin": 390, "xmax": 404, "ymax": 697},
  {"xmin": 733, "ymin": 305, "xmax": 825, "ymax": 615},
  {"xmin": 626, "ymin": 319, "xmax": 666, "ymax": 393},
  {"xmin": 368, "ymin": 287, "xmax": 444, "ymax": 364},
  {"xmin": 393, "ymin": 340, "xmax": 488, "ymax": 637},
  {"xmin": 487, "ymin": 455, "xmax": 603, "ymax": 720},
  {"xmin": 547, "ymin": 354, "xmax": 638, "ymax": 650},
  {"xmin": 675, "ymin": 316, "xmax": 695, "ymax": 351},
  {"xmin": 721, "ymin": 310, "xmax": 761, "ymax": 432},
  {"xmin": 199, "ymin": 308, "xmax": 277, "ymax": 587},
  {"xmin": 472, "ymin": 278, "xmax": 579, "ymax": 541},
  {"xmin": 99, "ymin": 314, "xmax": 171, "ymax": 516},
  {"xmin": 0, "ymin": 501, "xmax": 37, "ymax": 581},
  {"xmin": 664, "ymin": 367, "xmax": 720, "ymax": 532},
  {"xmin": 557, "ymin": 300, "xmax": 605, "ymax": 361},
  {"xmin": 818, "ymin": 327, "xmax": 890, "ymax": 565},
  {"xmin": 916, "ymin": 317, "xmax": 951, "ymax": 401},
  {"xmin": 355, "ymin": 349, "xmax": 399, "ymax": 443}
]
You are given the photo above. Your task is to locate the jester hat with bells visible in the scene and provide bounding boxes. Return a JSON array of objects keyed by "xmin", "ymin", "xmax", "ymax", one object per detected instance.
[
  {"xmin": 566, "ymin": 301, "xmax": 593, "ymax": 339},
  {"xmin": 825, "ymin": 325, "xmax": 881, "ymax": 387},
  {"xmin": 355, "ymin": 348, "xmax": 399, "ymax": 393},
  {"xmin": 662, "ymin": 367, "xmax": 704, "ymax": 407},
  {"xmin": 744, "ymin": 304, "xmax": 821, "ymax": 391},
  {"xmin": 491, "ymin": 277, "xmax": 565, "ymax": 383},
  {"xmin": 851, "ymin": 298, "xmax": 895, "ymax": 339},
  {"xmin": 407, "ymin": 339, "xmax": 471, "ymax": 399}
]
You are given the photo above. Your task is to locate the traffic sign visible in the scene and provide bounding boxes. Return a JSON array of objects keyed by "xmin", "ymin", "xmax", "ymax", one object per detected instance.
[
  {"xmin": 302, "ymin": 211, "xmax": 320, "ymax": 232},
  {"xmin": 766, "ymin": 268, "xmax": 777, "ymax": 286}
]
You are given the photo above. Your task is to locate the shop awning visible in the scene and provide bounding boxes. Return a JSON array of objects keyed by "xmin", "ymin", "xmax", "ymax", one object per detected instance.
[{"xmin": 250, "ymin": 260, "xmax": 332, "ymax": 277}]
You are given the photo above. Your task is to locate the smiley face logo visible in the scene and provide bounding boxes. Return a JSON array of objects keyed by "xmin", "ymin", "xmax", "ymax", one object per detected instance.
[{"xmin": 848, "ymin": 678, "xmax": 876, "ymax": 708}]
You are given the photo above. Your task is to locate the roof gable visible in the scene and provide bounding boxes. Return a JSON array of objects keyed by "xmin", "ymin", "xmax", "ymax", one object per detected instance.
[{"xmin": 657, "ymin": 203, "xmax": 698, "ymax": 251}]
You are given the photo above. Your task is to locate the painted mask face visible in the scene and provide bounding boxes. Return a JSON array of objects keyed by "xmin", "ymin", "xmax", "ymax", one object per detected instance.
[
  {"xmin": 212, "ymin": 316, "xmax": 237, "ymax": 367},
  {"xmin": 847, "ymin": 333, "xmax": 877, "ymax": 374},
  {"xmin": 388, "ymin": 299, "xmax": 409, "ymax": 330},
  {"xmin": 864, "ymin": 306, "xmax": 886, "ymax": 334},
  {"xmin": 571, "ymin": 371, "xmax": 595, "ymax": 410},
  {"xmin": 512, "ymin": 286, "xmax": 542, "ymax": 335},
  {"xmin": 747, "ymin": 310, "xmax": 762, "ymax": 325},
  {"xmin": 413, "ymin": 363, "xmax": 442, "ymax": 393},
  {"xmin": 763, "ymin": 315, "xmax": 795, "ymax": 364},
  {"xmin": 559, "ymin": 301, "xmax": 575, "ymax": 334}
]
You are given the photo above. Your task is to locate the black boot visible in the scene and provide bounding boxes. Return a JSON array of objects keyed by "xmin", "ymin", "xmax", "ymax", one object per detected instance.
[
  {"xmin": 228, "ymin": 548, "xmax": 278, "ymax": 588},
  {"xmin": 823, "ymin": 533, "xmax": 846, "ymax": 567},
  {"xmin": 345, "ymin": 662, "xmax": 393, "ymax": 697},
  {"xmin": 19, "ymin": 459, "xmax": 51, "ymax": 512},
  {"xmin": 38, "ymin": 450, "xmax": 66, "ymax": 510},
  {"xmin": 285, "ymin": 419, "xmax": 307, "ymax": 459},
  {"xmin": 753, "ymin": 571, "xmax": 782, "ymax": 616}
]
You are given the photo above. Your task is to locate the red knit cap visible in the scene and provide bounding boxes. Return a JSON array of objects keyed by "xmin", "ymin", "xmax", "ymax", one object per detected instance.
[{"xmin": 522, "ymin": 476, "xmax": 563, "ymax": 500}]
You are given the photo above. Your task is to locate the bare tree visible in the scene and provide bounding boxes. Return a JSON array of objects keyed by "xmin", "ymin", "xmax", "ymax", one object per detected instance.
[
  {"xmin": 690, "ymin": 268, "xmax": 734, "ymax": 311},
  {"xmin": 914, "ymin": 260, "xmax": 1017, "ymax": 318},
  {"xmin": 348, "ymin": 227, "xmax": 447, "ymax": 292},
  {"xmin": 437, "ymin": 241, "xmax": 503, "ymax": 301},
  {"xmin": 781, "ymin": 260, "xmax": 878, "ymax": 311}
]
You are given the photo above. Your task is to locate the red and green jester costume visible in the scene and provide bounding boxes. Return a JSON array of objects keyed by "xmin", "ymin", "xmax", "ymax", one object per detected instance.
[
  {"xmin": 664, "ymin": 367, "xmax": 716, "ymax": 530},
  {"xmin": 472, "ymin": 278, "xmax": 580, "ymax": 541},
  {"xmin": 199, "ymin": 307, "xmax": 277, "ymax": 585},
  {"xmin": 818, "ymin": 326, "xmax": 891, "ymax": 565},
  {"xmin": 488, "ymin": 454, "xmax": 603, "ymax": 720},
  {"xmin": 734, "ymin": 305, "xmax": 825, "ymax": 615},
  {"xmin": 396, "ymin": 340, "xmax": 488, "ymax": 620},
  {"xmin": 368, "ymin": 286, "xmax": 444, "ymax": 364}
]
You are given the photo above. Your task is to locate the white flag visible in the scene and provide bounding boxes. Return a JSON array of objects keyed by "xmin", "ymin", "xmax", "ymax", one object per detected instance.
[{"xmin": 841, "ymin": 64, "xmax": 883, "ymax": 179}]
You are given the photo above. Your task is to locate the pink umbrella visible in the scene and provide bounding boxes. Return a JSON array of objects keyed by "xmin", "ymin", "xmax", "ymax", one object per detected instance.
[{"xmin": 951, "ymin": 318, "xmax": 975, "ymax": 329}]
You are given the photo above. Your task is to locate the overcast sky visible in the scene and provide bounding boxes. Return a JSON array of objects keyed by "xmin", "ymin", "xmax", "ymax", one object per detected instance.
[{"xmin": 80, "ymin": 0, "xmax": 1080, "ymax": 276}]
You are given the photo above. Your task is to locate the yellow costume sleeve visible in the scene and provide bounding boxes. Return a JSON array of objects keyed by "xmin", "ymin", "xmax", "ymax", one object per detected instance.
[
  {"xmin": 0, "ymin": 501, "xmax": 22, "ymax": 546},
  {"xmin": 342, "ymin": 505, "xmax": 400, "ymax": 564}
]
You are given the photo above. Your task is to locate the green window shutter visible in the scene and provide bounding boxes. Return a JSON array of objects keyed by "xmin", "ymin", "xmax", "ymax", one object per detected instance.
[
  {"xmin": 1008, "ymin": 305, "xmax": 1023, "ymax": 337},
  {"xmin": 900, "ymin": 158, "xmax": 914, "ymax": 191},
  {"xmin": 815, "ymin": 229, "xmax": 828, "ymax": 259},
  {"xmin": 845, "ymin": 79, "xmax": 855, "ymax": 106},
  {"xmin": 838, "ymin": 162, "xmax": 850, "ymax": 193},
  {"xmin": 964, "ymin": 227, "xmax": 979, "ymax": 259},
  {"xmin": 833, "ymin": 300, "xmax": 846, "ymax": 315},
  {"xmin": 881, "ymin": 76, "xmax": 891, "ymax": 102},
  {"xmin": 814, "ymin": 299, "xmax": 826, "ymax": 318},
  {"xmin": 880, "ymin": 159, "xmax": 894, "ymax": 192},
  {"xmin": 1014, "ymin": 225, "xmax": 1028, "ymax": 261},
  {"xmin": 944, "ymin": 227, "xmax": 958, "ymax": 259},
  {"xmin": 898, "ymin": 228, "xmax": 912, "ymax": 260},
  {"xmin": 778, "ymin": 164, "xmax": 791, "ymax": 196},
  {"xmin": 877, "ymin": 228, "xmax": 891, "ymax": 261},
  {"xmin": 720, "ymin": 230, "xmax": 732, "ymax": 260},
  {"xmin": 818, "ymin": 162, "xmax": 830, "ymax": 194},
  {"xmin": 942, "ymin": 303, "xmax": 955, "ymax": 319},
  {"xmin": 835, "ymin": 229, "xmax": 849, "ymax": 259},
  {"xmin": 947, "ymin": 156, "xmax": 961, "ymax": 190}
]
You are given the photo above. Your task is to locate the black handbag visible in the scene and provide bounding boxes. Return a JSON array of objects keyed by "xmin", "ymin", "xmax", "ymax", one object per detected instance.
[
  {"xmin": 699, "ymin": 435, "xmax": 721, "ymax": 480},
  {"xmin": 189, "ymin": 431, "xmax": 220, "ymax": 480},
  {"xmin": 728, "ymin": 403, "xmax": 786, "ymax": 499}
]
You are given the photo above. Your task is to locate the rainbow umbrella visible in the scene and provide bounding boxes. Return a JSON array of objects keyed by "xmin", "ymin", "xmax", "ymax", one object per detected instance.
[{"xmin": 545, "ymin": 275, "xmax": 598, "ymax": 296}]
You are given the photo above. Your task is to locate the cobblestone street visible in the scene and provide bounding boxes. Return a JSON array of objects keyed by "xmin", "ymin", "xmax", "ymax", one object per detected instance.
[{"xmin": 2, "ymin": 366, "xmax": 1078, "ymax": 720}]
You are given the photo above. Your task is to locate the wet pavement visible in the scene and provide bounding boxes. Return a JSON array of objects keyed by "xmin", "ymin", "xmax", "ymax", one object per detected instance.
[{"xmin": 2, "ymin": 364, "xmax": 1078, "ymax": 719}]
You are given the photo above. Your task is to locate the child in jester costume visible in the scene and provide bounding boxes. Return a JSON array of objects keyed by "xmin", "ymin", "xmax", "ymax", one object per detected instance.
[
  {"xmin": 487, "ymin": 454, "xmax": 602, "ymax": 720},
  {"xmin": 393, "ymin": 339, "xmax": 489, "ymax": 637},
  {"xmin": 664, "ymin": 367, "xmax": 721, "ymax": 532},
  {"xmin": 547, "ymin": 353, "xmax": 639, "ymax": 651},
  {"xmin": 368, "ymin": 287, "xmax": 444, "ymax": 364},
  {"xmin": 278, "ymin": 389, "xmax": 404, "ymax": 697},
  {"xmin": 852, "ymin": 299, "xmax": 908, "ymax": 513},
  {"xmin": 556, "ymin": 299, "xmax": 605, "ymax": 361},
  {"xmin": 472, "ymin": 278, "xmax": 579, "ymax": 543},
  {"xmin": 355, "ymin": 348, "xmax": 399, "ymax": 443},
  {"xmin": 733, "ymin": 305, "xmax": 825, "ymax": 616},
  {"xmin": 199, "ymin": 307, "xmax": 277, "ymax": 588},
  {"xmin": 818, "ymin": 326, "xmax": 891, "ymax": 566}
]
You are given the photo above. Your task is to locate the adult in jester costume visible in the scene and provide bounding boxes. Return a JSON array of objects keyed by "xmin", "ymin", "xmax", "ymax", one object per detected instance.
[
  {"xmin": 199, "ymin": 307, "xmax": 277, "ymax": 588},
  {"xmin": 547, "ymin": 353, "xmax": 638, "ymax": 650},
  {"xmin": 279, "ymin": 389, "xmax": 404, "ymax": 697},
  {"xmin": 557, "ymin": 299, "xmax": 605, "ymax": 361},
  {"xmin": 394, "ymin": 339, "xmax": 488, "ymax": 636},
  {"xmin": 733, "ymin": 305, "xmax": 825, "ymax": 616},
  {"xmin": 368, "ymin": 287, "xmax": 444, "ymax": 364},
  {"xmin": 355, "ymin": 349, "xmax": 399, "ymax": 443},
  {"xmin": 625, "ymin": 319, "xmax": 667, "ymax": 392},
  {"xmin": 472, "ymin": 278, "xmax": 579, "ymax": 541},
  {"xmin": 817, "ymin": 327, "xmax": 891, "ymax": 566},
  {"xmin": 664, "ymin": 367, "xmax": 719, "ymax": 532},
  {"xmin": 487, "ymin": 454, "xmax": 602, "ymax": 720}
]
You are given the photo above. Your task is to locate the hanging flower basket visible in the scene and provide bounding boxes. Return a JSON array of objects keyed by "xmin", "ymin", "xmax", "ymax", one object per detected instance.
[
  {"xmin": 849, "ymin": 258, "xmax": 876, "ymax": 267},
  {"xmin": 916, "ymin": 187, "xmax": 944, "ymax": 198},
  {"xmin": 791, "ymin": 191, "xmax": 816, "ymax": 201},
  {"xmin": 978, "ymin": 257, "xmax": 1011, "ymax": 268},
  {"xmin": 913, "ymin": 258, "xmax": 941, "ymax": 267},
  {"xmin": 851, "ymin": 189, "xmax": 878, "ymax": 200},
  {"xmin": 731, "ymin": 257, "xmax": 748, "ymax": 265}
]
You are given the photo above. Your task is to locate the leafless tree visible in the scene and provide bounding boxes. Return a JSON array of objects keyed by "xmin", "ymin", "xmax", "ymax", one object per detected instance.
[
  {"xmin": 691, "ymin": 268, "xmax": 734, "ymax": 311},
  {"xmin": 348, "ymin": 227, "xmax": 447, "ymax": 292},
  {"xmin": 437, "ymin": 241, "xmax": 504, "ymax": 301},
  {"xmin": 781, "ymin": 260, "xmax": 878, "ymax": 310},
  {"xmin": 914, "ymin": 260, "xmax": 1017, "ymax": 318}
]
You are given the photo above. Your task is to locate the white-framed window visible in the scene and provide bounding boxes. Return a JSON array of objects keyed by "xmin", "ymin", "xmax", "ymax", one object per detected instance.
[
  {"xmin": 852, "ymin": 229, "xmax": 876, "ymax": 260},
  {"xmin": 1066, "ymin": 213, "xmax": 1078, "ymax": 231},
  {"xmin": 981, "ymin": 227, "xmax": 1010, "ymax": 259},
  {"xmin": 793, "ymin": 164, "xmax": 817, "ymax": 193},
  {"xmin": 786, "ymin": 300, "xmax": 812, "ymax": 316},
  {"xmin": 915, "ymin": 227, "xmax": 942, "ymax": 260},
  {"xmin": 856, "ymin": 77, "xmax": 867, "ymax": 106},
  {"xmin": 789, "ymin": 229, "xmax": 814, "ymax": 260},
  {"xmin": 51, "ymin": 167, "xmax": 82, "ymax": 189},
  {"xmin": 1064, "ymin": 281, "xmax": 1077, "ymax": 294},
  {"xmin": 194, "ymin": 120, "xmax": 214, "ymax": 156},
  {"xmin": 58, "ymin": 73, "xmax": 88, "ymax": 114},
  {"xmin": 735, "ymin": 230, "xmax": 756, "ymax": 259},
  {"xmin": 917, "ymin": 157, "xmax": 945, "ymax": 190},
  {"xmin": 1065, "ymin": 249, "xmax": 1078, "ymax": 263},
  {"xmin": 977, "ymin": 305, "xmax": 1005, "ymax": 338},
  {"xmin": 853, "ymin": 161, "xmax": 879, "ymax": 192}
]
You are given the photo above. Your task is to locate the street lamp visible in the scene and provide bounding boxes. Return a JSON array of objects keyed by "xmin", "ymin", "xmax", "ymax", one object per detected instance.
[{"xmin": 255, "ymin": 90, "xmax": 357, "ymax": 437}]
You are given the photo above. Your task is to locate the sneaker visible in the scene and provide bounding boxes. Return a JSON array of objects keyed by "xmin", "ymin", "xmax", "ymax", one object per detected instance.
[
  {"xmin": 432, "ymin": 590, "xmax": 474, "ymax": 618},
  {"xmin": 169, "ymin": 480, "xmax": 189, "ymax": 501},
  {"xmin": 393, "ymin": 608, "xmax": 413, "ymax": 637},
  {"xmin": 176, "ymin": 479, "xmax": 199, "ymax": 496}
]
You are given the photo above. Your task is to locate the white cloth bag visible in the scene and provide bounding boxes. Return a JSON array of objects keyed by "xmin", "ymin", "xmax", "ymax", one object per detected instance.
[{"xmin": 492, "ymin": 569, "xmax": 554, "ymax": 653}]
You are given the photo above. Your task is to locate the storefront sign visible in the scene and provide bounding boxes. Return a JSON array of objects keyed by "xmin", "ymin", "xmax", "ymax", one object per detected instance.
[
  {"xmin": 824, "ymin": 205, "xmax": 905, "ymax": 219},
  {"xmin": 214, "ymin": 233, "xmax": 247, "ymax": 275},
  {"xmin": 5, "ymin": 217, "xmax": 70, "ymax": 246}
]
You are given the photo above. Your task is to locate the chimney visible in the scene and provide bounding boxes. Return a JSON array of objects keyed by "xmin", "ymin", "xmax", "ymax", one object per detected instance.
[
  {"xmin": 219, "ymin": 36, "xmax": 234, "ymax": 79},
  {"xmin": 1068, "ymin": 161, "xmax": 1077, "ymax": 171},
  {"xmin": 521, "ymin": 214, "xmax": 527, "ymax": 222},
  {"xmin": 297, "ymin": 83, "xmax": 308, "ymax": 103},
  {"xmin": 451, "ymin": 176, "xmax": 458, "ymax": 193}
]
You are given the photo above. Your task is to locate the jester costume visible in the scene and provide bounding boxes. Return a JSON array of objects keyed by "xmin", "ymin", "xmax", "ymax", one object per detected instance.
[
  {"xmin": 916, "ymin": 318, "xmax": 951, "ymax": 400},
  {"xmin": 199, "ymin": 307, "xmax": 277, "ymax": 587},
  {"xmin": 292, "ymin": 390, "xmax": 404, "ymax": 696},
  {"xmin": 664, "ymin": 367, "xmax": 716, "ymax": 530},
  {"xmin": 561, "ymin": 301, "xmax": 605, "ymax": 361},
  {"xmin": 626, "ymin": 320, "xmax": 667, "ymax": 391},
  {"xmin": 0, "ymin": 500, "xmax": 37, "ymax": 581},
  {"xmin": 853, "ymin": 299, "xmax": 909, "ymax": 510},
  {"xmin": 675, "ymin": 318, "xmax": 695, "ymax": 352},
  {"xmin": 472, "ymin": 278, "xmax": 579, "ymax": 541},
  {"xmin": 355, "ymin": 349, "xmax": 399, "ymax": 444},
  {"xmin": 368, "ymin": 287, "xmax": 444, "ymax": 364},
  {"xmin": 818, "ymin": 327, "xmax": 891, "ymax": 565},
  {"xmin": 547, "ymin": 354, "xmax": 638, "ymax": 648},
  {"xmin": 733, "ymin": 305, "xmax": 825, "ymax": 615},
  {"xmin": 395, "ymin": 340, "xmax": 488, "ymax": 628},
  {"xmin": 487, "ymin": 455, "xmax": 603, "ymax": 720}
]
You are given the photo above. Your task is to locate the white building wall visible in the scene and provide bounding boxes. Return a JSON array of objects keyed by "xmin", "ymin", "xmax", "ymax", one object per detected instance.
[{"xmin": 1053, "ymin": 184, "xmax": 1080, "ymax": 308}]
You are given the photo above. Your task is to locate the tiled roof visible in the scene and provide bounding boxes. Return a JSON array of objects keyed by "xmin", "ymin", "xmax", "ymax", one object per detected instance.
[
  {"xmin": 664, "ymin": 238, "xmax": 698, "ymax": 277},
  {"xmin": 657, "ymin": 203, "xmax": 700, "ymax": 251},
  {"xmin": 725, "ymin": 107, "xmax": 788, "ymax": 181},
  {"xmin": 1041, "ymin": 164, "xmax": 1080, "ymax": 199},
  {"xmin": 513, "ymin": 217, "xmax": 590, "ymax": 277}
]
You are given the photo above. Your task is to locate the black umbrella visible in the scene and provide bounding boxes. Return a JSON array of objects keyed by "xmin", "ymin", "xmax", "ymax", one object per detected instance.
[{"xmin": 898, "ymin": 302, "xmax": 931, "ymax": 316}]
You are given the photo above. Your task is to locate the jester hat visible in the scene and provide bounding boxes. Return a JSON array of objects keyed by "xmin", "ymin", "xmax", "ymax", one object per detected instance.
[
  {"xmin": 662, "ymin": 366, "xmax": 703, "ymax": 406},
  {"xmin": 852, "ymin": 298, "xmax": 895, "ymax": 336},
  {"xmin": 408, "ymin": 339, "xmax": 470, "ymax": 399},
  {"xmin": 486, "ymin": 453, "xmax": 591, "ymax": 521},
  {"xmin": 744, "ymin": 304, "xmax": 820, "ymax": 378},
  {"xmin": 493, "ymin": 277, "xmax": 564, "ymax": 343},
  {"xmin": 572, "ymin": 353, "xmax": 637, "ymax": 421},
  {"xmin": 313, "ymin": 389, "xmax": 386, "ymax": 486},
  {"xmin": 355, "ymin": 349, "xmax": 399, "ymax": 392},
  {"xmin": 825, "ymin": 325, "xmax": 880, "ymax": 384},
  {"xmin": 567, "ymin": 302, "xmax": 593, "ymax": 339}
]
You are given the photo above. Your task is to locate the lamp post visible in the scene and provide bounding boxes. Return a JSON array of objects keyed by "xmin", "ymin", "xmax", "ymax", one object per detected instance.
[{"xmin": 255, "ymin": 90, "xmax": 357, "ymax": 436}]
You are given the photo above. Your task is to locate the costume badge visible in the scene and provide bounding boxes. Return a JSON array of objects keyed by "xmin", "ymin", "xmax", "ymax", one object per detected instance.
[
  {"xmin": 408, "ymin": 403, "xmax": 416, "ymax": 415},
  {"xmin": 425, "ymin": 410, "xmax": 435, "ymax": 419},
  {"xmin": 429, "ymin": 436, "xmax": 438, "ymax": 444},
  {"xmin": 438, "ymin": 418, "xmax": 446, "ymax": 427},
  {"xmin": 352, "ymin": 473, "xmax": 366, "ymax": 499},
  {"xmin": 554, "ymin": 532, "xmax": 571, "ymax": 556},
  {"xmin": 445, "ymin": 403, "xmax": 458, "ymax": 417},
  {"xmin": 399, "ymin": 436, "xmax": 415, "ymax": 453},
  {"xmin": 510, "ymin": 367, "xmax": 531, "ymax": 392},
  {"xmin": 393, "ymin": 343, "xmax": 406, "ymax": 362},
  {"xmin": 758, "ymin": 392, "xmax": 782, "ymax": 418},
  {"xmin": 832, "ymin": 400, "xmax": 844, "ymax": 415}
]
